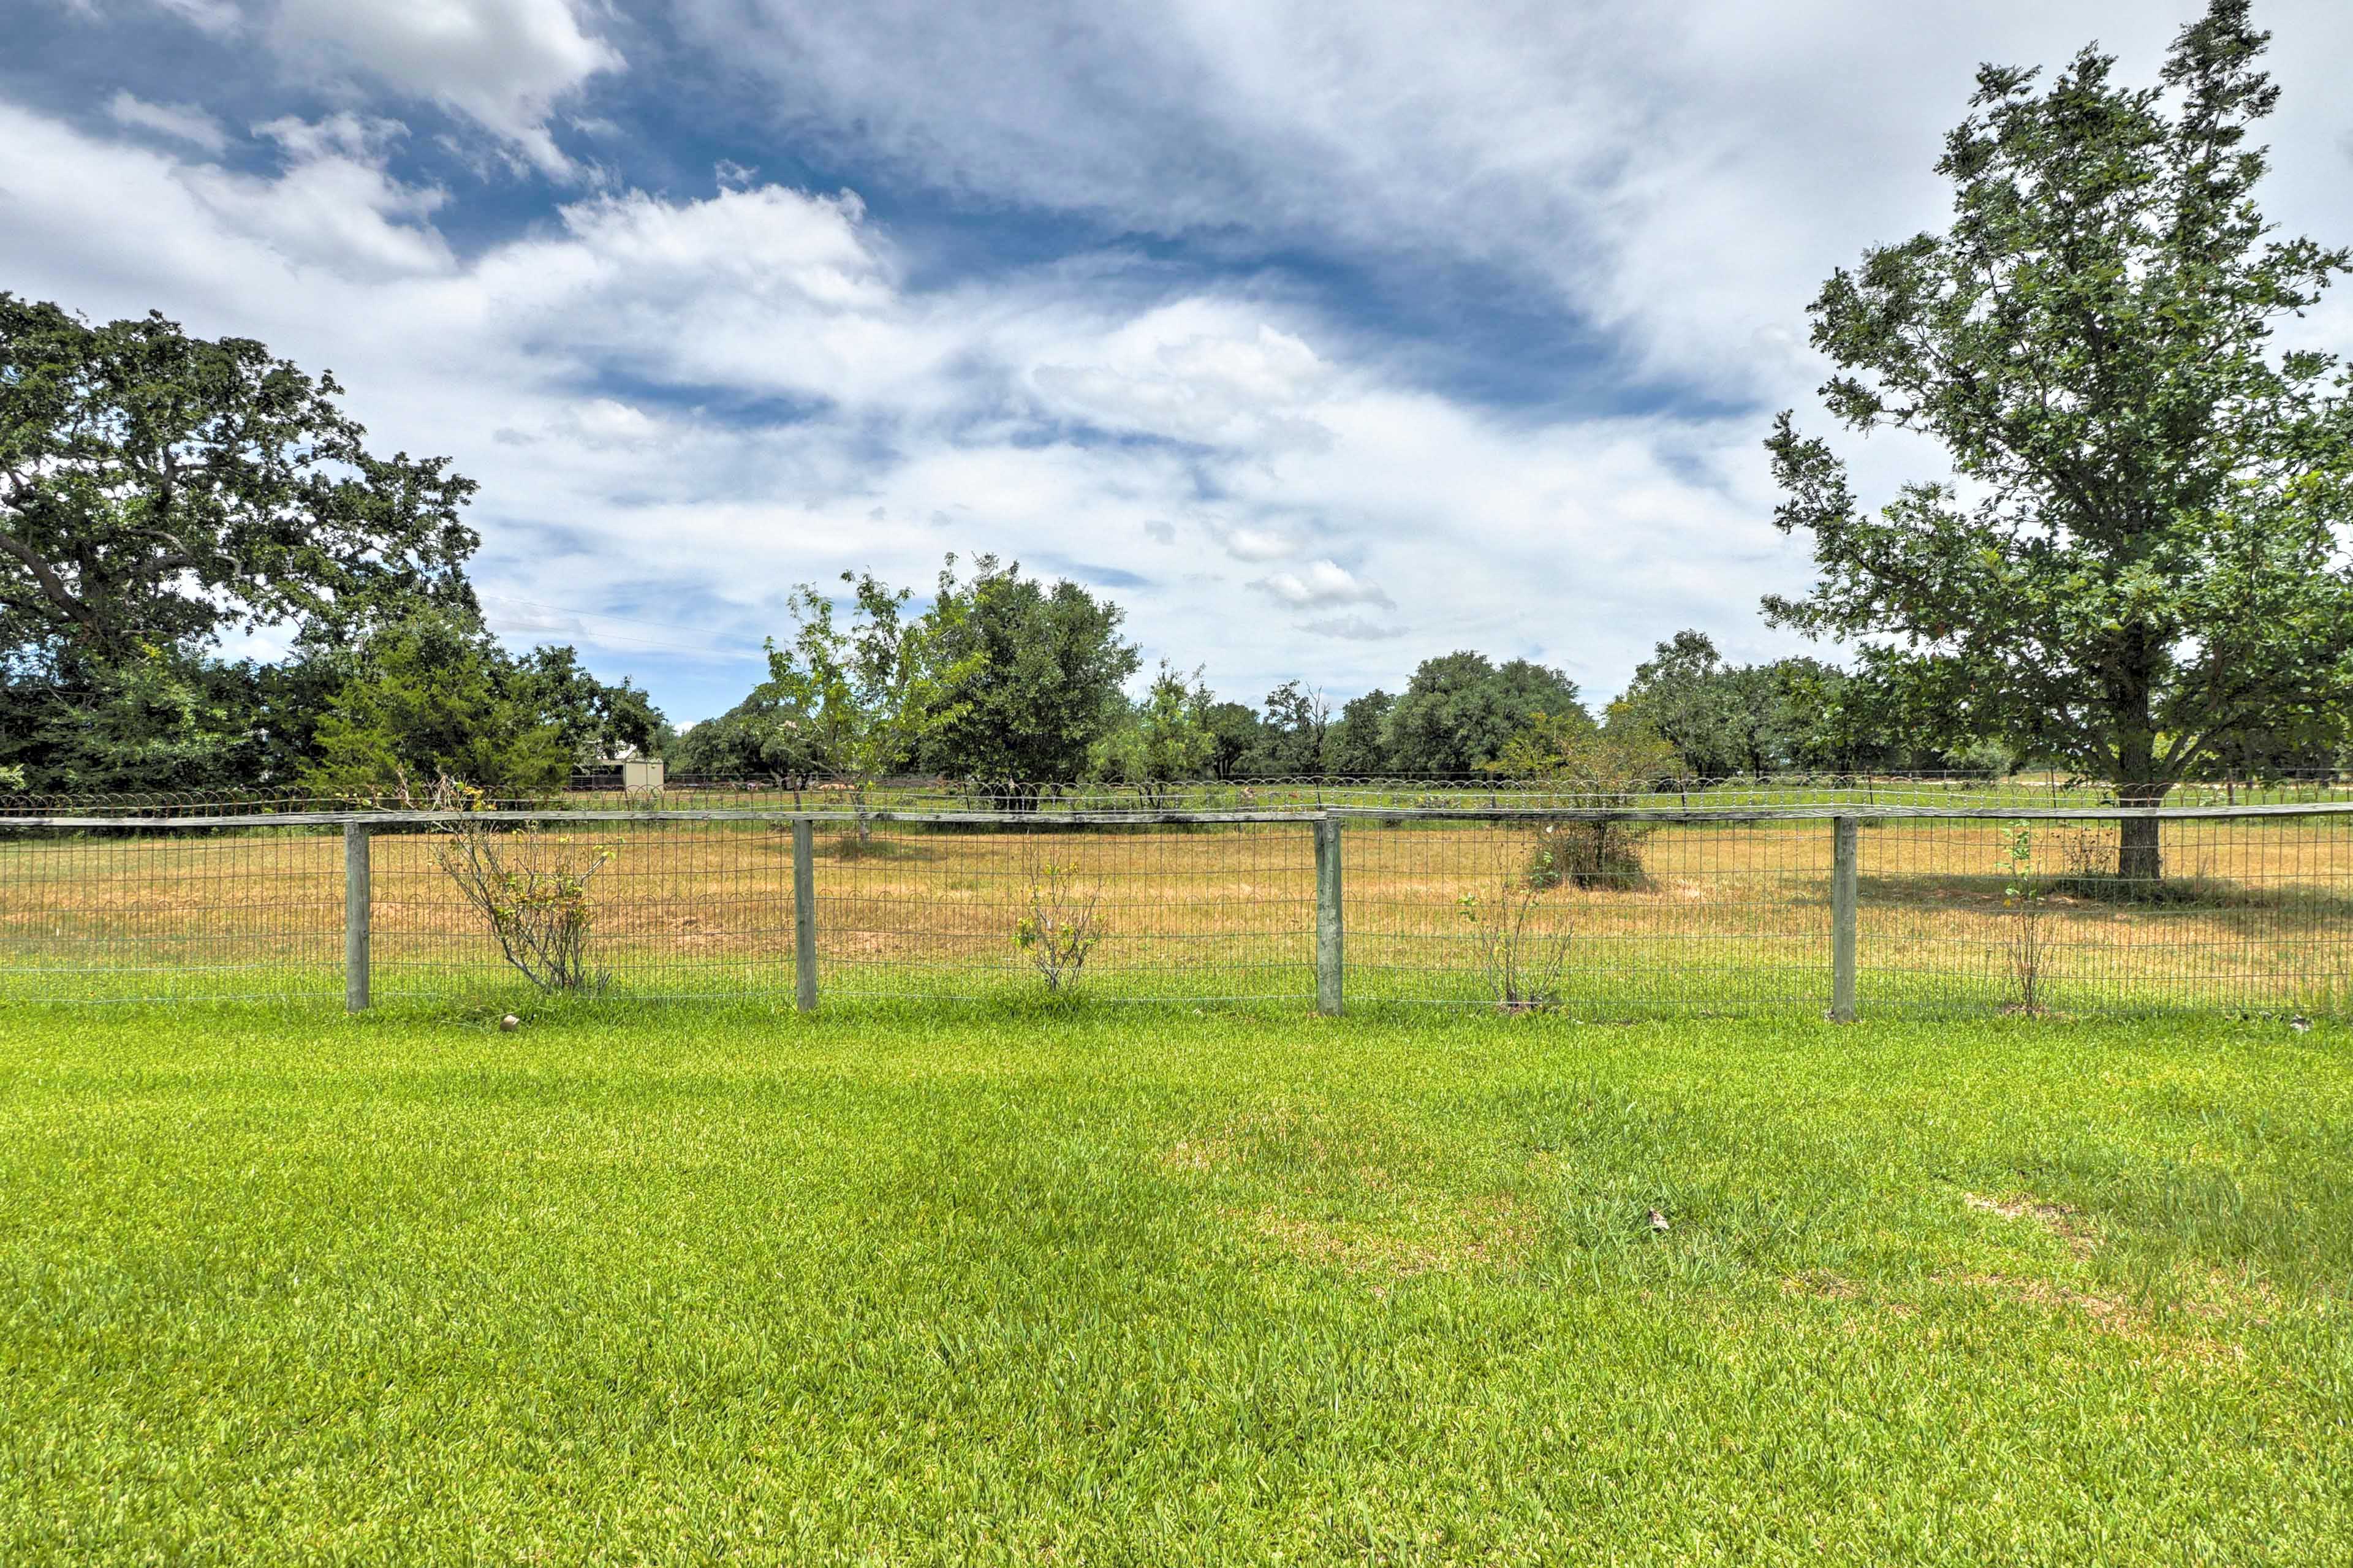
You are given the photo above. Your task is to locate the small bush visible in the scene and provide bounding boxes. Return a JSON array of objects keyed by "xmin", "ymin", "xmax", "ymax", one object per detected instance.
[
  {"xmin": 1458, "ymin": 857, "xmax": 1572, "ymax": 1012},
  {"xmin": 2002, "ymin": 824, "xmax": 2048, "ymax": 1015},
  {"xmin": 1015, "ymin": 861, "xmax": 1103, "ymax": 993},
  {"xmin": 1488, "ymin": 713, "xmax": 1676, "ymax": 892},
  {"xmin": 428, "ymin": 779, "xmax": 614, "ymax": 993},
  {"xmin": 1526, "ymin": 820, "xmax": 1651, "ymax": 891}
]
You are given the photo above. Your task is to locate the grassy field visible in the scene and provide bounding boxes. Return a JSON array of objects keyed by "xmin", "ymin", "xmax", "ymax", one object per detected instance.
[
  {"xmin": 5, "ymin": 814, "xmax": 2352, "ymax": 1015},
  {"xmin": 3, "ymin": 1001, "xmax": 2349, "ymax": 1563}
]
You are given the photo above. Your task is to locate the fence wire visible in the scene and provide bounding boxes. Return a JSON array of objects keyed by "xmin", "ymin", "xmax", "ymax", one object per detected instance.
[{"xmin": 2, "ymin": 798, "xmax": 2349, "ymax": 1017}]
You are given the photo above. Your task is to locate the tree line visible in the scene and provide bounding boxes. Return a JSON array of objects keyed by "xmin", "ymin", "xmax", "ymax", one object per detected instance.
[{"xmin": 6, "ymin": 2, "xmax": 2349, "ymax": 882}]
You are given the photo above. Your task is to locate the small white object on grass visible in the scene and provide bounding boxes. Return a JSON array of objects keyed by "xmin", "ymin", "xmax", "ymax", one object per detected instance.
[
  {"xmin": 2292, "ymin": 1015, "xmax": 2312, "ymax": 1033},
  {"xmin": 500, "ymin": 1014, "xmax": 520, "ymax": 1032},
  {"xmin": 1647, "ymin": 1208, "xmax": 1670, "ymax": 1234}
]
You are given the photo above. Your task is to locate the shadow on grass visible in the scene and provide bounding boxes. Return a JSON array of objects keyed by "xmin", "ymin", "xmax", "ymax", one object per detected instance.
[{"xmin": 1857, "ymin": 871, "xmax": 2353, "ymax": 917}]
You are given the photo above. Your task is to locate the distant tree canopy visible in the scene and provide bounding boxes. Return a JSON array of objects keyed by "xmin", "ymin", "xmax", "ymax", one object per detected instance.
[
  {"xmin": 1200, "ymin": 700, "xmax": 1264, "ymax": 780},
  {"xmin": 915, "ymin": 554, "xmax": 1140, "ymax": 797},
  {"xmin": 1382, "ymin": 652, "xmax": 1589, "ymax": 775},
  {"xmin": 1765, "ymin": 0, "xmax": 2353, "ymax": 879},
  {"xmin": 300, "ymin": 610, "xmax": 659, "ymax": 799},
  {"xmin": 1250, "ymin": 680, "xmax": 1330, "ymax": 776},
  {"xmin": 1091, "ymin": 662, "xmax": 1217, "ymax": 801},
  {"xmin": 1324, "ymin": 689, "xmax": 1395, "ymax": 776},
  {"xmin": 1614, "ymin": 631, "xmax": 1908, "ymax": 779},
  {"xmin": 672, "ymin": 690, "xmax": 811, "ymax": 784}
]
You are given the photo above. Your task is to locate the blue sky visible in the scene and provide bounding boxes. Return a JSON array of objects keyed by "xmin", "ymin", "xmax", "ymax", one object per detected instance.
[{"xmin": 7, "ymin": 1, "xmax": 2351, "ymax": 722}]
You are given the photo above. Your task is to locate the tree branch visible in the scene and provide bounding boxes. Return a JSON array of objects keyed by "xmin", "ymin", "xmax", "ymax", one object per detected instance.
[{"xmin": 0, "ymin": 529, "xmax": 96, "ymax": 629}]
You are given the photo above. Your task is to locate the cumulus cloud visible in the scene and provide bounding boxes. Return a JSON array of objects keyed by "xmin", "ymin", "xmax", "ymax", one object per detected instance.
[
  {"xmin": 1253, "ymin": 560, "xmax": 1392, "ymax": 611},
  {"xmin": 0, "ymin": 94, "xmax": 1838, "ymax": 713},
  {"xmin": 675, "ymin": 0, "xmax": 2353, "ymax": 411},
  {"xmin": 107, "ymin": 91, "xmax": 229, "ymax": 152},
  {"xmin": 269, "ymin": 0, "xmax": 622, "ymax": 178},
  {"xmin": 1030, "ymin": 310, "xmax": 1334, "ymax": 449}
]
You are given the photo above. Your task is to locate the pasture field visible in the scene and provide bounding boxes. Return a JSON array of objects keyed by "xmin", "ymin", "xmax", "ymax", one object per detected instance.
[
  {"xmin": 2, "ymin": 1002, "xmax": 2349, "ymax": 1563},
  {"xmin": 4, "ymin": 813, "xmax": 2351, "ymax": 1015}
]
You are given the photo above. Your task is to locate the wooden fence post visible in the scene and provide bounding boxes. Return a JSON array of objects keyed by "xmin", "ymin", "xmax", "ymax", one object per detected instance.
[
  {"xmin": 1830, "ymin": 815, "xmax": 1858, "ymax": 1022},
  {"xmin": 344, "ymin": 820, "xmax": 371, "ymax": 1013},
  {"xmin": 793, "ymin": 817, "xmax": 818, "ymax": 1014},
  {"xmin": 1315, "ymin": 814, "xmax": 1344, "ymax": 1016}
]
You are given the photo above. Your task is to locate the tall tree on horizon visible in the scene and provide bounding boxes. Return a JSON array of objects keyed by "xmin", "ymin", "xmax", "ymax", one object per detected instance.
[{"xmin": 1764, "ymin": 0, "xmax": 2353, "ymax": 881}]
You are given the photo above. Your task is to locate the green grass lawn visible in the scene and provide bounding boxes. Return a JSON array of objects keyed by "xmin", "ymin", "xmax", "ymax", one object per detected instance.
[{"xmin": 3, "ymin": 1002, "xmax": 2349, "ymax": 1564}]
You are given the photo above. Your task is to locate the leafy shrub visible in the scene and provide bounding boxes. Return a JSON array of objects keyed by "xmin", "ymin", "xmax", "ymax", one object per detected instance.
[
  {"xmin": 1457, "ymin": 876, "xmax": 1571, "ymax": 1012},
  {"xmin": 1490, "ymin": 713, "xmax": 1679, "ymax": 890},
  {"xmin": 428, "ymin": 779, "xmax": 614, "ymax": 993},
  {"xmin": 1014, "ymin": 860, "xmax": 1103, "ymax": 993}
]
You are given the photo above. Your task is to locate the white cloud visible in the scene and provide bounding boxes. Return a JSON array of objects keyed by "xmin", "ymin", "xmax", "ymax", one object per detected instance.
[
  {"xmin": 1253, "ymin": 559, "xmax": 1392, "ymax": 611},
  {"xmin": 0, "ymin": 95, "xmax": 1851, "ymax": 713},
  {"xmin": 1215, "ymin": 526, "xmax": 1299, "ymax": 562},
  {"xmin": 269, "ymin": 0, "xmax": 622, "ymax": 178},
  {"xmin": 1031, "ymin": 309, "xmax": 1335, "ymax": 449},
  {"xmin": 107, "ymin": 91, "xmax": 229, "ymax": 153},
  {"xmin": 145, "ymin": 0, "xmax": 241, "ymax": 34},
  {"xmin": 677, "ymin": 0, "xmax": 2353, "ymax": 411}
]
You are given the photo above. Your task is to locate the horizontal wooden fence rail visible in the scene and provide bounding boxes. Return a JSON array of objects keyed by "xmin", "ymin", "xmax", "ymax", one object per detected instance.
[
  {"xmin": 13, "ymin": 799, "xmax": 2353, "ymax": 833},
  {"xmin": 3, "ymin": 801, "xmax": 2348, "ymax": 1020}
]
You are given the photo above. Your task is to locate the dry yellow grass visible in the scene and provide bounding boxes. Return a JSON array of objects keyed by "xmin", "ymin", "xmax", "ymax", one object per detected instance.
[{"xmin": 2, "ymin": 814, "xmax": 2348, "ymax": 1009}]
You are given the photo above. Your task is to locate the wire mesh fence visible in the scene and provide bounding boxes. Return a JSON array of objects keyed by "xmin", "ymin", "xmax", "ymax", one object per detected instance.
[
  {"xmin": 2, "ymin": 792, "xmax": 2349, "ymax": 1017},
  {"xmin": 10, "ymin": 768, "xmax": 2353, "ymax": 822}
]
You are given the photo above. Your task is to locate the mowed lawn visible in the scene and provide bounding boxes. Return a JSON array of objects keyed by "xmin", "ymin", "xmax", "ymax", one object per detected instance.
[{"xmin": 2, "ymin": 1005, "xmax": 2349, "ymax": 1564}]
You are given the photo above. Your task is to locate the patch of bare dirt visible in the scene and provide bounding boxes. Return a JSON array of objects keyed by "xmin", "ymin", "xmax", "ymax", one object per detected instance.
[
  {"xmin": 1965, "ymin": 1192, "xmax": 2101, "ymax": 1258},
  {"xmin": 1937, "ymin": 1273, "xmax": 2249, "ymax": 1366},
  {"xmin": 1240, "ymin": 1194, "xmax": 1532, "ymax": 1280},
  {"xmin": 1778, "ymin": 1271, "xmax": 1919, "ymax": 1319}
]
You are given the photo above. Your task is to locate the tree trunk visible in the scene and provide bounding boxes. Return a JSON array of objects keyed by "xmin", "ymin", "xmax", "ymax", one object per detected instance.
[
  {"xmin": 2116, "ymin": 790, "xmax": 2165, "ymax": 884},
  {"xmin": 2113, "ymin": 683, "xmax": 2165, "ymax": 884}
]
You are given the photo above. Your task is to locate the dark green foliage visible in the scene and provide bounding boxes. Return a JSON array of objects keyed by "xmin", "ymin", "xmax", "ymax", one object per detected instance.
[
  {"xmin": 670, "ymin": 692, "xmax": 816, "ymax": 783},
  {"xmin": 1765, "ymin": 2, "xmax": 2353, "ymax": 876},
  {"xmin": 1384, "ymin": 652, "xmax": 1588, "ymax": 775},
  {"xmin": 0, "ymin": 644, "xmax": 268, "ymax": 795},
  {"xmin": 1, "ymin": 294, "xmax": 482, "ymax": 793},
  {"xmin": 1247, "ymin": 680, "xmax": 1329, "ymax": 775},
  {"xmin": 916, "ymin": 554, "xmax": 1140, "ymax": 800},
  {"xmin": 300, "ymin": 612, "xmax": 577, "ymax": 800},
  {"xmin": 0, "ymin": 295, "xmax": 477, "ymax": 657},
  {"xmin": 1324, "ymin": 689, "xmax": 1395, "ymax": 775},
  {"xmin": 1200, "ymin": 700, "xmax": 1264, "ymax": 779},
  {"xmin": 1614, "ymin": 631, "xmax": 1914, "ymax": 778},
  {"xmin": 513, "ymin": 646, "xmax": 665, "ymax": 763},
  {"xmin": 1613, "ymin": 631, "xmax": 1741, "ymax": 778}
]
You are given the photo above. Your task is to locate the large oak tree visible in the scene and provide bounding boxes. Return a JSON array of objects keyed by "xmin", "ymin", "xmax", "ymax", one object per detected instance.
[
  {"xmin": 2, "ymin": 297, "xmax": 481, "ymax": 790},
  {"xmin": 1, "ymin": 296, "xmax": 477, "ymax": 651},
  {"xmin": 1764, "ymin": 1, "xmax": 2353, "ymax": 881}
]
